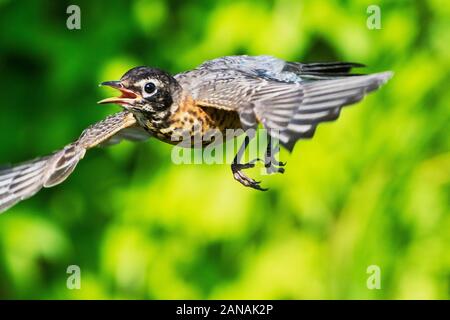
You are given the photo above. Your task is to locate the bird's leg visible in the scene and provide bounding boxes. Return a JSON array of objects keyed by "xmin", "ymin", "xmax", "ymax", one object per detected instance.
[
  {"xmin": 231, "ymin": 134, "xmax": 267, "ymax": 191},
  {"xmin": 264, "ymin": 134, "xmax": 286, "ymax": 175}
]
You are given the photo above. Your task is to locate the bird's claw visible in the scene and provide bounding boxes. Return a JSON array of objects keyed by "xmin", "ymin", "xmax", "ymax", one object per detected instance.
[
  {"xmin": 231, "ymin": 161, "xmax": 268, "ymax": 191},
  {"xmin": 264, "ymin": 159, "xmax": 286, "ymax": 175},
  {"xmin": 266, "ymin": 165, "xmax": 285, "ymax": 175}
]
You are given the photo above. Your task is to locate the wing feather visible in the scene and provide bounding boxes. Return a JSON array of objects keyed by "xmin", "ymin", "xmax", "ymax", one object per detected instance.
[
  {"xmin": 0, "ymin": 111, "xmax": 139, "ymax": 213},
  {"xmin": 179, "ymin": 64, "xmax": 392, "ymax": 151},
  {"xmin": 279, "ymin": 72, "xmax": 393, "ymax": 150}
]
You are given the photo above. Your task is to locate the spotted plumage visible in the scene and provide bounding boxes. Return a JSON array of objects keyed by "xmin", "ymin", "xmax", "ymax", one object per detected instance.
[{"xmin": 0, "ymin": 55, "xmax": 393, "ymax": 213}]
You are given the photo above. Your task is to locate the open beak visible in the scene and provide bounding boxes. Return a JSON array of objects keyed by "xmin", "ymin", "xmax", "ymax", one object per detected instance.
[{"xmin": 98, "ymin": 80, "xmax": 140, "ymax": 106}]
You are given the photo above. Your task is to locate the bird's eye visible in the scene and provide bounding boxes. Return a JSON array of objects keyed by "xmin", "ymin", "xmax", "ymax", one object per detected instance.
[{"xmin": 144, "ymin": 82, "xmax": 157, "ymax": 96}]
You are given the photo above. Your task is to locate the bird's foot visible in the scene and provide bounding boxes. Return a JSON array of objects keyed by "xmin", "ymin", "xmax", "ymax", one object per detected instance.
[
  {"xmin": 264, "ymin": 159, "xmax": 286, "ymax": 175},
  {"xmin": 231, "ymin": 158, "xmax": 268, "ymax": 191}
]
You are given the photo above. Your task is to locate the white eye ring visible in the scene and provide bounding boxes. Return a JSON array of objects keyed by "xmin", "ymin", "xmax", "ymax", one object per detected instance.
[{"xmin": 143, "ymin": 82, "xmax": 157, "ymax": 97}]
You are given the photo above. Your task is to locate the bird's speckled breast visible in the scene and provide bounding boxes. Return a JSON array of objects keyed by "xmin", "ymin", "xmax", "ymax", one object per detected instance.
[{"xmin": 141, "ymin": 95, "xmax": 243, "ymax": 147}]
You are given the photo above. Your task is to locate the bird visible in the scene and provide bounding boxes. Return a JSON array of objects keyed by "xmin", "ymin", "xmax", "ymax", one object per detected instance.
[{"xmin": 0, "ymin": 55, "xmax": 392, "ymax": 213}]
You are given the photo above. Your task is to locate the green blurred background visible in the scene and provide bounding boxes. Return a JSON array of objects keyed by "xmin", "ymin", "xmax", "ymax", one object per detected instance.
[{"xmin": 0, "ymin": 0, "xmax": 448, "ymax": 299}]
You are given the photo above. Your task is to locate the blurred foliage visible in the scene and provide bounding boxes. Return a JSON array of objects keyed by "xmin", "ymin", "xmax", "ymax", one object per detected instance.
[{"xmin": 0, "ymin": 0, "xmax": 448, "ymax": 299}]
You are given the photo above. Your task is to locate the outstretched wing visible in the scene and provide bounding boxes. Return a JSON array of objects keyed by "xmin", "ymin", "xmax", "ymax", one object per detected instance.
[
  {"xmin": 99, "ymin": 125, "xmax": 151, "ymax": 147},
  {"xmin": 255, "ymin": 72, "xmax": 393, "ymax": 150},
  {"xmin": 177, "ymin": 66, "xmax": 392, "ymax": 151},
  {"xmin": 0, "ymin": 111, "xmax": 144, "ymax": 213}
]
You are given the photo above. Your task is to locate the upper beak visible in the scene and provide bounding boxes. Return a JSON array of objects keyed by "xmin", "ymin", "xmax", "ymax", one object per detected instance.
[{"xmin": 98, "ymin": 80, "xmax": 140, "ymax": 106}]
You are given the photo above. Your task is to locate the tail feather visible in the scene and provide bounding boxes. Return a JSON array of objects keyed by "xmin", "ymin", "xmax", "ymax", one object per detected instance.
[{"xmin": 284, "ymin": 61, "xmax": 366, "ymax": 76}]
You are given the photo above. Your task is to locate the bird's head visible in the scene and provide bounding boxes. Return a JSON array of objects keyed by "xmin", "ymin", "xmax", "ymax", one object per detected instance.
[{"xmin": 98, "ymin": 66, "xmax": 180, "ymax": 114}]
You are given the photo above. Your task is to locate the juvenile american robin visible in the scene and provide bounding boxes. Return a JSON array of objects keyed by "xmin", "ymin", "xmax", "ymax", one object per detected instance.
[{"xmin": 0, "ymin": 55, "xmax": 392, "ymax": 213}]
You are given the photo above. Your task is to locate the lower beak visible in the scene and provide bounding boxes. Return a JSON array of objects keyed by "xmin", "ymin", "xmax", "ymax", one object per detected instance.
[{"xmin": 98, "ymin": 81, "xmax": 139, "ymax": 105}]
